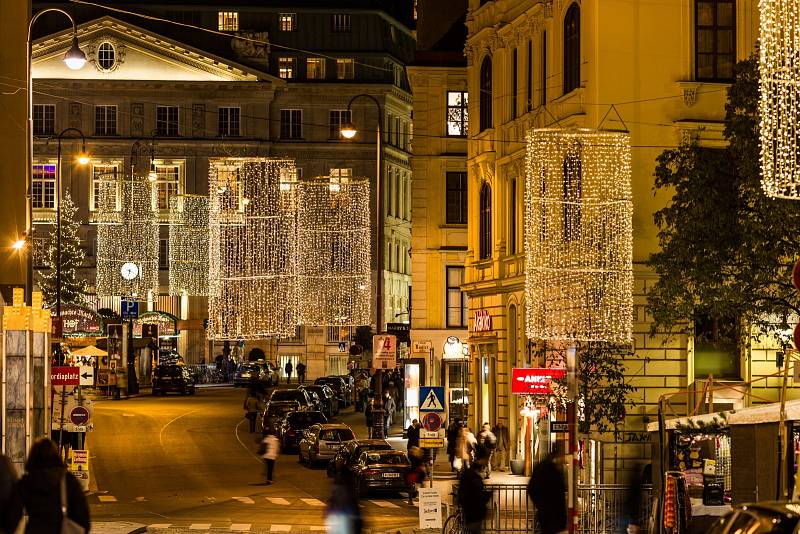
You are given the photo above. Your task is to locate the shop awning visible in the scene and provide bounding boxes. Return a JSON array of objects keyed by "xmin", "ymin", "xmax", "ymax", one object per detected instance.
[
  {"xmin": 647, "ymin": 399, "xmax": 800, "ymax": 432},
  {"xmin": 71, "ymin": 345, "xmax": 107, "ymax": 357}
]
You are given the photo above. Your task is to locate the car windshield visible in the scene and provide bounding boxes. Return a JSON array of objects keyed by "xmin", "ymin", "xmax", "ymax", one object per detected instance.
[
  {"xmin": 365, "ymin": 452, "xmax": 408, "ymax": 465},
  {"xmin": 267, "ymin": 404, "xmax": 296, "ymax": 417},
  {"xmin": 158, "ymin": 366, "xmax": 182, "ymax": 377},
  {"xmin": 287, "ymin": 412, "xmax": 326, "ymax": 426},
  {"xmin": 319, "ymin": 428, "xmax": 354, "ymax": 441},
  {"xmin": 240, "ymin": 364, "xmax": 259, "ymax": 372},
  {"xmin": 272, "ymin": 390, "xmax": 305, "ymax": 403}
]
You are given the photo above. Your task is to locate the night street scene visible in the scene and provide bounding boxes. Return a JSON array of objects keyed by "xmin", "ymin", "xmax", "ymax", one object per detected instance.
[{"xmin": 4, "ymin": 0, "xmax": 800, "ymax": 533}]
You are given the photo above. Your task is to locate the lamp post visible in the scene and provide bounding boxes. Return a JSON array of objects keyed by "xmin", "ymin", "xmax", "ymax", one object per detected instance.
[
  {"xmin": 26, "ymin": 9, "xmax": 87, "ymax": 305},
  {"xmin": 341, "ymin": 93, "xmax": 385, "ymax": 438}
]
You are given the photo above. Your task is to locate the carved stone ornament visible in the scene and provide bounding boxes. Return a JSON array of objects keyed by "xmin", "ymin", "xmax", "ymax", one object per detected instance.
[
  {"xmin": 131, "ymin": 102, "xmax": 144, "ymax": 137},
  {"xmin": 86, "ymin": 37, "xmax": 127, "ymax": 73},
  {"xmin": 231, "ymin": 32, "xmax": 270, "ymax": 60},
  {"xmin": 683, "ymin": 87, "xmax": 697, "ymax": 108},
  {"xmin": 69, "ymin": 102, "xmax": 81, "ymax": 129},
  {"xmin": 192, "ymin": 104, "xmax": 205, "ymax": 137}
]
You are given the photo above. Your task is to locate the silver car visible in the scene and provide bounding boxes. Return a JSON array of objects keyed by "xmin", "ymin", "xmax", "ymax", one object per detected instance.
[{"xmin": 298, "ymin": 423, "xmax": 356, "ymax": 464}]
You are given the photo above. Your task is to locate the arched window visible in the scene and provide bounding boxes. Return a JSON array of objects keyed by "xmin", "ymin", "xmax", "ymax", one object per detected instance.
[
  {"xmin": 508, "ymin": 304, "xmax": 519, "ymax": 367},
  {"xmin": 562, "ymin": 149, "xmax": 582, "ymax": 240},
  {"xmin": 508, "ymin": 178, "xmax": 517, "ymax": 254},
  {"xmin": 479, "ymin": 182, "xmax": 492, "ymax": 259},
  {"xmin": 480, "ymin": 56, "xmax": 493, "ymax": 131},
  {"xmin": 563, "ymin": 3, "xmax": 581, "ymax": 94}
]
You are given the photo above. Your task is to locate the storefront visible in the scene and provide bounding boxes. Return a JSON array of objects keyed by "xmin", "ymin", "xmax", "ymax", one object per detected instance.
[{"xmin": 441, "ymin": 336, "xmax": 469, "ymax": 423}]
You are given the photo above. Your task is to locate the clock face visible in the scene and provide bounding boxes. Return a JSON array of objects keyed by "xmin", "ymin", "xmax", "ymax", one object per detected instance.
[{"xmin": 121, "ymin": 262, "xmax": 139, "ymax": 280}]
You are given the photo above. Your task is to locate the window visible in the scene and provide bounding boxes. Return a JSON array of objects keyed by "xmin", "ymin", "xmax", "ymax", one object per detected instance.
[
  {"xmin": 446, "ymin": 91, "xmax": 468, "ymax": 137},
  {"xmin": 280, "ymin": 109, "xmax": 302, "ymax": 139},
  {"xmin": 541, "ymin": 31, "xmax": 548, "ymax": 106},
  {"xmin": 446, "ymin": 266, "xmax": 467, "ymax": 328},
  {"xmin": 694, "ymin": 315, "xmax": 740, "ymax": 379},
  {"xmin": 695, "ymin": 0, "xmax": 735, "ymax": 81},
  {"xmin": 329, "ymin": 110, "xmax": 352, "ymax": 139},
  {"xmin": 153, "ymin": 163, "xmax": 181, "ymax": 210},
  {"xmin": 511, "ymin": 48, "xmax": 518, "ymax": 119},
  {"xmin": 95, "ymin": 105, "xmax": 117, "ymax": 136},
  {"xmin": 156, "ymin": 106, "xmax": 179, "ymax": 136},
  {"xmin": 327, "ymin": 326, "xmax": 352, "ymax": 344},
  {"xmin": 307, "ymin": 57, "xmax": 326, "ymax": 79},
  {"xmin": 479, "ymin": 56, "xmax": 493, "ymax": 131},
  {"xmin": 33, "ymin": 104, "xmax": 55, "ymax": 135},
  {"xmin": 97, "ymin": 42, "xmax": 116, "ymax": 70},
  {"xmin": 479, "ymin": 182, "xmax": 492, "ymax": 260},
  {"xmin": 218, "ymin": 11, "xmax": 239, "ymax": 31},
  {"xmin": 218, "ymin": 107, "xmax": 240, "ymax": 136},
  {"xmin": 336, "ymin": 58, "xmax": 354, "ymax": 79},
  {"xmin": 159, "ymin": 238, "xmax": 169, "ymax": 269},
  {"xmin": 563, "ymin": 151, "xmax": 582, "ymax": 240},
  {"xmin": 32, "ymin": 164, "xmax": 56, "ymax": 209},
  {"xmin": 527, "ymin": 40, "xmax": 533, "ymax": 111},
  {"xmin": 91, "ymin": 163, "xmax": 119, "ymax": 211},
  {"xmin": 563, "ymin": 3, "xmax": 581, "ymax": 94},
  {"xmin": 332, "ymin": 14, "xmax": 352, "ymax": 32},
  {"xmin": 279, "ymin": 13, "xmax": 296, "ymax": 31},
  {"xmin": 278, "ymin": 57, "xmax": 295, "ymax": 79},
  {"xmin": 386, "ymin": 113, "xmax": 393, "ymax": 144},
  {"xmin": 509, "ymin": 179, "xmax": 518, "ymax": 254},
  {"xmin": 394, "ymin": 116, "xmax": 401, "ymax": 147},
  {"xmin": 446, "ymin": 171, "xmax": 467, "ymax": 224}
]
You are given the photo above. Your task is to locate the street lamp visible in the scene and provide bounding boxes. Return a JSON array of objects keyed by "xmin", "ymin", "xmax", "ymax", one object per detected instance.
[
  {"xmin": 26, "ymin": 9, "xmax": 86, "ymax": 305},
  {"xmin": 341, "ymin": 93, "xmax": 385, "ymax": 438}
]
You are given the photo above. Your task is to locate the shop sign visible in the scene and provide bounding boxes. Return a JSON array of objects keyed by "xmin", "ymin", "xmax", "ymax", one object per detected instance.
[
  {"xmin": 550, "ymin": 421, "xmax": 569, "ymax": 433},
  {"xmin": 624, "ymin": 432, "xmax": 651, "ymax": 443},
  {"xmin": 134, "ymin": 311, "xmax": 178, "ymax": 337},
  {"xmin": 473, "ymin": 310, "xmax": 492, "ymax": 332},
  {"xmin": 412, "ymin": 340, "xmax": 432, "ymax": 354},
  {"xmin": 511, "ymin": 367, "xmax": 567, "ymax": 395},
  {"xmin": 387, "ymin": 322, "xmax": 411, "ymax": 344},
  {"xmin": 54, "ymin": 305, "xmax": 104, "ymax": 337}
]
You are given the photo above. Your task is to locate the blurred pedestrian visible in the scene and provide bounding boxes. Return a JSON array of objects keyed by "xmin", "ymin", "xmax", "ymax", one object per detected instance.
[
  {"xmin": 260, "ymin": 431, "xmax": 280, "ymax": 484},
  {"xmin": 7, "ymin": 438, "xmax": 90, "ymax": 534},
  {"xmin": 296, "ymin": 362, "xmax": 306, "ymax": 384},
  {"xmin": 365, "ymin": 399, "xmax": 374, "ymax": 438},
  {"xmin": 405, "ymin": 447, "xmax": 425, "ymax": 505},
  {"xmin": 244, "ymin": 392, "xmax": 260, "ymax": 433},
  {"xmin": 406, "ymin": 419, "xmax": 420, "ymax": 450},
  {"xmin": 527, "ymin": 447, "xmax": 567, "ymax": 534},
  {"xmin": 491, "ymin": 420, "xmax": 510, "ymax": 471},
  {"xmin": 447, "ymin": 418, "xmax": 461, "ymax": 471},
  {"xmin": 457, "ymin": 447, "xmax": 491, "ymax": 533},
  {"xmin": 383, "ymin": 393, "xmax": 396, "ymax": 437},
  {"xmin": 478, "ymin": 423, "xmax": 497, "ymax": 479},
  {"xmin": 0, "ymin": 453, "xmax": 18, "ymax": 534},
  {"xmin": 284, "ymin": 361, "xmax": 293, "ymax": 384},
  {"xmin": 326, "ymin": 478, "xmax": 362, "ymax": 534},
  {"xmin": 621, "ymin": 464, "xmax": 647, "ymax": 534}
]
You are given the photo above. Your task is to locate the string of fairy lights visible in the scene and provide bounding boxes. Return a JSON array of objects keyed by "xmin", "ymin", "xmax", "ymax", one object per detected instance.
[{"xmin": 168, "ymin": 194, "xmax": 209, "ymax": 297}]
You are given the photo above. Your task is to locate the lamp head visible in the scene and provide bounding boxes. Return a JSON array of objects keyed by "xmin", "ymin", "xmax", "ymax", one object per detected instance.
[
  {"xmin": 147, "ymin": 161, "xmax": 157, "ymax": 182},
  {"xmin": 12, "ymin": 239, "xmax": 26, "ymax": 251},
  {"xmin": 77, "ymin": 151, "xmax": 90, "ymax": 165},
  {"xmin": 340, "ymin": 121, "xmax": 357, "ymax": 139},
  {"xmin": 63, "ymin": 36, "xmax": 87, "ymax": 71}
]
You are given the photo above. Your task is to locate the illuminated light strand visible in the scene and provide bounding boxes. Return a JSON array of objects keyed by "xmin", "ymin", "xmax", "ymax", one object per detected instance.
[
  {"xmin": 524, "ymin": 129, "xmax": 633, "ymax": 344},
  {"xmin": 168, "ymin": 194, "xmax": 209, "ymax": 296}
]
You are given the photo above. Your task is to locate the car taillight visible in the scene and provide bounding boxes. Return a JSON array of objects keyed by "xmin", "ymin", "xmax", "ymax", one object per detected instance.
[{"xmin": 363, "ymin": 469, "xmax": 380, "ymax": 477}]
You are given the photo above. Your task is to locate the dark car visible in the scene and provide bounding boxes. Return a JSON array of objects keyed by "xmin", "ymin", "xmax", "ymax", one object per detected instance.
[
  {"xmin": 706, "ymin": 503, "xmax": 800, "ymax": 534},
  {"xmin": 352, "ymin": 450, "xmax": 414, "ymax": 497},
  {"xmin": 327, "ymin": 439, "xmax": 392, "ymax": 479},
  {"xmin": 306, "ymin": 390, "xmax": 324, "ymax": 412},
  {"xmin": 301, "ymin": 384, "xmax": 339, "ymax": 417},
  {"xmin": 233, "ymin": 363, "xmax": 266, "ymax": 388},
  {"xmin": 315, "ymin": 377, "xmax": 349, "ymax": 406},
  {"xmin": 269, "ymin": 387, "xmax": 314, "ymax": 409},
  {"xmin": 278, "ymin": 410, "xmax": 328, "ymax": 451},
  {"xmin": 261, "ymin": 400, "xmax": 301, "ymax": 436},
  {"xmin": 152, "ymin": 365, "xmax": 195, "ymax": 395}
]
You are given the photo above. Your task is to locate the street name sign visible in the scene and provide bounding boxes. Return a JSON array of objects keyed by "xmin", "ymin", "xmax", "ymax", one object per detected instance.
[
  {"xmin": 550, "ymin": 420, "xmax": 569, "ymax": 433},
  {"xmin": 420, "ymin": 437, "xmax": 444, "ymax": 448},
  {"xmin": 418, "ymin": 488, "xmax": 443, "ymax": 530},
  {"xmin": 412, "ymin": 340, "xmax": 432, "ymax": 353},
  {"xmin": 419, "ymin": 386, "xmax": 445, "ymax": 412},
  {"xmin": 372, "ymin": 335, "xmax": 397, "ymax": 370},
  {"xmin": 51, "ymin": 366, "xmax": 80, "ymax": 386}
]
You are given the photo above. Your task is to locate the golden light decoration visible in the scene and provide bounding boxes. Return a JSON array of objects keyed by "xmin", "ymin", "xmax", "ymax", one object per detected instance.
[
  {"xmin": 296, "ymin": 177, "xmax": 371, "ymax": 327},
  {"xmin": 759, "ymin": 0, "xmax": 800, "ymax": 198},
  {"xmin": 168, "ymin": 194, "xmax": 209, "ymax": 296},
  {"xmin": 524, "ymin": 129, "xmax": 633, "ymax": 344},
  {"xmin": 207, "ymin": 158, "xmax": 298, "ymax": 340},
  {"xmin": 96, "ymin": 177, "xmax": 160, "ymax": 298}
]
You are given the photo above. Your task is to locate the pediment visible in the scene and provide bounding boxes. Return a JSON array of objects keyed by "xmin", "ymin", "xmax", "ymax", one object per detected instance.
[{"xmin": 32, "ymin": 16, "xmax": 275, "ymax": 83}]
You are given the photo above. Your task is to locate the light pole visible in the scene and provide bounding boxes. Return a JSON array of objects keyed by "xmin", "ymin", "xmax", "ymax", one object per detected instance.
[
  {"xmin": 26, "ymin": 9, "xmax": 87, "ymax": 305},
  {"xmin": 341, "ymin": 93, "xmax": 385, "ymax": 438}
]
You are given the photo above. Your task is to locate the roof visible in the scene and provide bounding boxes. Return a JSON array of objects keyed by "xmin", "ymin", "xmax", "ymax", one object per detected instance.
[{"xmin": 646, "ymin": 399, "xmax": 800, "ymax": 432}]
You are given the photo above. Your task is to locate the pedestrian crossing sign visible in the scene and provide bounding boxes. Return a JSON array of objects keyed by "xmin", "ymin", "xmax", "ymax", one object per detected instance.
[{"xmin": 419, "ymin": 386, "xmax": 445, "ymax": 412}]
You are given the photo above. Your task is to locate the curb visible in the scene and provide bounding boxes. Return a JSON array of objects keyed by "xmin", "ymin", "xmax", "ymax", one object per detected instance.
[{"xmin": 92, "ymin": 522, "xmax": 148, "ymax": 534}]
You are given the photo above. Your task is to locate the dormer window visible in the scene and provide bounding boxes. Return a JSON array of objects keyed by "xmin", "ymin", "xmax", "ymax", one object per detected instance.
[{"xmin": 97, "ymin": 42, "xmax": 116, "ymax": 71}]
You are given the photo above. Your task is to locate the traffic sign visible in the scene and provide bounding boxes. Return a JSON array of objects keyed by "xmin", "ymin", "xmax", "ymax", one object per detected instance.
[
  {"xmin": 420, "ymin": 438, "xmax": 444, "ymax": 448},
  {"xmin": 550, "ymin": 420, "xmax": 569, "ymax": 433},
  {"xmin": 421, "ymin": 412, "xmax": 443, "ymax": 432},
  {"xmin": 70, "ymin": 406, "xmax": 90, "ymax": 426},
  {"xmin": 51, "ymin": 366, "xmax": 80, "ymax": 386},
  {"xmin": 121, "ymin": 299, "xmax": 139, "ymax": 320},
  {"xmin": 419, "ymin": 386, "xmax": 445, "ymax": 412},
  {"xmin": 79, "ymin": 365, "xmax": 94, "ymax": 387},
  {"xmin": 372, "ymin": 335, "xmax": 397, "ymax": 370}
]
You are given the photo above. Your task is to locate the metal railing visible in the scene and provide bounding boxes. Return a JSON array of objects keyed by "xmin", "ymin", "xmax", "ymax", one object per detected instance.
[
  {"xmin": 484, "ymin": 484, "xmax": 536, "ymax": 533},
  {"xmin": 184, "ymin": 363, "xmax": 228, "ymax": 384}
]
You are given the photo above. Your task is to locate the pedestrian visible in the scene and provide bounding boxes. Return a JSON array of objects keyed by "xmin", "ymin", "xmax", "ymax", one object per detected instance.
[
  {"xmin": 527, "ymin": 447, "xmax": 567, "ymax": 534},
  {"xmin": 383, "ymin": 392, "xmax": 396, "ymax": 437},
  {"xmin": 457, "ymin": 447, "xmax": 491, "ymax": 534},
  {"xmin": 326, "ymin": 478, "xmax": 363, "ymax": 534},
  {"xmin": 0, "ymin": 453, "xmax": 18, "ymax": 533},
  {"xmin": 406, "ymin": 419, "xmax": 420, "ymax": 450},
  {"xmin": 491, "ymin": 420, "xmax": 510, "ymax": 472},
  {"xmin": 447, "ymin": 418, "xmax": 461, "ymax": 471},
  {"xmin": 284, "ymin": 361, "xmax": 293, "ymax": 384},
  {"xmin": 6, "ymin": 438, "xmax": 90, "ymax": 534},
  {"xmin": 244, "ymin": 391, "xmax": 260, "ymax": 433},
  {"xmin": 478, "ymin": 423, "xmax": 497, "ymax": 479},
  {"xmin": 260, "ymin": 431, "xmax": 280, "ymax": 485},
  {"xmin": 455, "ymin": 425, "xmax": 474, "ymax": 472},
  {"xmin": 621, "ymin": 463, "xmax": 647, "ymax": 534},
  {"xmin": 365, "ymin": 399, "xmax": 374, "ymax": 438},
  {"xmin": 405, "ymin": 446, "xmax": 425, "ymax": 505},
  {"xmin": 296, "ymin": 361, "xmax": 306, "ymax": 384}
]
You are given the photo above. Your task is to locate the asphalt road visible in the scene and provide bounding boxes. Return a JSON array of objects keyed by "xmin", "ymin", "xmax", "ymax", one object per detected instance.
[{"xmin": 86, "ymin": 386, "xmax": 418, "ymax": 532}]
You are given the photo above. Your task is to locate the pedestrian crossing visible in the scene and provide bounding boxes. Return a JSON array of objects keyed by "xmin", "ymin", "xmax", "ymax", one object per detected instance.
[
  {"xmin": 93, "ymin": 494, "xmax": 414, "ymax": 509},
  {"xmin": 139, "ymin": 523, "xmax": 378, "ymax": 532}
]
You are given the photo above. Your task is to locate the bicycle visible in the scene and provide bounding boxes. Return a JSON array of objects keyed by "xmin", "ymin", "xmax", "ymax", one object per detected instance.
[{"xmin": 442, "ymin": 490, "xmax": 465, "ymax": 534}]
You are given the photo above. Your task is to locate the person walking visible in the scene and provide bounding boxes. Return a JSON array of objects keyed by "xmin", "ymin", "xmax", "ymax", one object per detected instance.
[
  {"xmin": 491, "ymin": 420, "xmax": 510, "ymax": 471},
  {"xmin": 447, "ymin": 418, "xmax": 461, "ymax": 471},
  {"xmin": 527, "ymin": 447, "xmax": 567, "ymax": 534},
  {"xmin": 478, "ymin": 423, "xmax": 497, "ymax": 479},
  {"xmin": 296, "ymin": 361, "xmax": 306, "ymax": 384},
  {"xmin": 406, "ymin": 419, "xmax": 420, "ymax": 450},
  {"xmin": 260, "ymin": 431, "xmax": 280, "ymax": 485},
  {"xmin": 6, "ymin": 438, "xmax": 90, "ymax": 534},
  {"xmin": 457, "ymin": 447, "xmax": 491, "ymax": 534},
  {"xmin": 0, "ymin": 453, "xmax": 18, "ymax": 533},
  {"xmin": 244, "ymin": 392, "xmax": 260, "ymax": 433},
  {"xmin": 383, "ymin": 392, "xmax": 396, "ymax": 437},
  {"xmin": 405, "ymin": 446, "xmax": 425, "ymax": 505},
  {"xmin": 365, "ymin": 399, "xmax": 374, "ymax": 438}
]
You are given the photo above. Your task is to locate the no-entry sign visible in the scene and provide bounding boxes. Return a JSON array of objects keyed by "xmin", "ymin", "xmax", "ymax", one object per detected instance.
[
  {"xmin": 51, "ymin": 367, "xmax": 80, "ymax": 386},
  {"xmin": 70, "ymin": 406, "xmax": 90, "ymax": 426}
]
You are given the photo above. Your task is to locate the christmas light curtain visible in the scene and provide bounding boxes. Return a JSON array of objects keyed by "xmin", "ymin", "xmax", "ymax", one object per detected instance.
[
  {"xmin": 524, "ymin": 129, "xmax": 633, "ymax": 344},
  {"xmin": 168, "ymin": 194, "xmax": 209, "ymax": 296}
]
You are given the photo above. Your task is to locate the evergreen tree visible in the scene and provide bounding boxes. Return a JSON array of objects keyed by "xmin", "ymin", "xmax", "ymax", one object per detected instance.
[{"xmin": 38, "ymin": 190, "xmax": 88, "ymax": 307}]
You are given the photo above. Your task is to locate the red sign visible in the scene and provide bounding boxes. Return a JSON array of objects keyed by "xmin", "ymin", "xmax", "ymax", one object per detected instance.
[
  {"xmin": 511, "ymin": 367, "xmax": 567, "ymax": 395},
  {"xmin": 473, "ymin": 310, "xmax": 492, "ymax": 332},
  {"xmin": 70, "ymin": 406, "xmax": 89, "ymax": 426},
  {"xmin": 51, "ymin": 317, "xmax": 63, "ymax": 338},
  {"xmin": 51, "ymin": 366, "xmax": 80, "ymax": 386},
  {"xmin": 421, "ymin": 412, "xmax": 442, "ymax": 432}
]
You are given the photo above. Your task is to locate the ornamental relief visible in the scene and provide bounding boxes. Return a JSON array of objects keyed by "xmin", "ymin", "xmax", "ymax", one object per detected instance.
[{"xmin": 85, "ymin": 37, "xmax": 127, "ymax": 73}]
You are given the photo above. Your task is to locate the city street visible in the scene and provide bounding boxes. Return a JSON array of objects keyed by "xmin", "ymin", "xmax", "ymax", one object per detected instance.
[{"xmin": 86, "ymin": 386, "xmax": 419, "ymax": 532}]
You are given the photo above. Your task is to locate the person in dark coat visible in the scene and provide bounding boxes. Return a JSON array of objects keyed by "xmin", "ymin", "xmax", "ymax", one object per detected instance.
[
  {"xmin": 447, "ymin": 418, "xmax": 461, "ymax": 471},
  {"xmin": 296, "ymin": 362, "xmax": 306, "ymax": 384},
  {"xmin": 406, "ymin": 419, "xmax": 420, "ymax": 450},
  {"xmin": 7, "ymin": 438, "xmax": 91, "ymax": 534},
  {"xmin": 0, "ymin": 453, "xmax": 18, "ymax": 534},
  {"xmin": 457, "ymin": 447, "xmax": 491, "ymax": 533},
  {"xmin": 527, "ymin": 448, "xmax": 567, "ymax": 534},
  {"xmin": 284, "ymin": 361, "xmax": 293, "ymax": 384}
]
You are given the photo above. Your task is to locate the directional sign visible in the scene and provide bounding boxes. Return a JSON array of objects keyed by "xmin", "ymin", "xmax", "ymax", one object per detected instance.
[
  {"xmin": 79, "ymin": 365, "xmax": 94, "ymax": 387},
  {"xmin": 421, "ymin": 411, "xmax": 443, "ymax": 432},
  {"xmin": 121, "ymin": 299, "xmax": 139, "ymax": 320},
  {"xmin": 419, "ymin": 386, "xmax": 445, "ymax": 412},
  {"xmin": 51, "ymin": 366, "xmax": 80, "ymax": 386},
  {"xmin": 70, "ymin": 406, "xmax": 90, "ymax": 426}
]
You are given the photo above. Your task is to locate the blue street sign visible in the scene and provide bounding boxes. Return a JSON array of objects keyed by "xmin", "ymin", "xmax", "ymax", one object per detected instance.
[
  {"xmin": 419, "ymin": 386, "xmax": 445, "ymax": 412},
  {"xmin": 120, "ymin": 299, "xmax": 139, "ymax": 320}
]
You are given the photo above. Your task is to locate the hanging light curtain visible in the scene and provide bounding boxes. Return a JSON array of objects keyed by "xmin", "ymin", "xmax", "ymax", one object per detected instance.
[
  {"xmin": 168, "ymin": 194, "xmax": 209, "ymax": 296},
  {"xmin": 296, "ymin": 177, "xmax": 371, "ymax": 327},
  {"xmin": 207, "ymin": 158, "xmax": 298, "ymax": 339},
  {"xmin": 524, "ymin": 129, "xmax": 633, "ymax": 344}
]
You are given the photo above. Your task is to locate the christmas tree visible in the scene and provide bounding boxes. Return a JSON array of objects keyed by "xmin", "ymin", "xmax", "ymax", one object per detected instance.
[{"xmin": 38, "ymin": 190, "xmax": 88, "ymax": 307}]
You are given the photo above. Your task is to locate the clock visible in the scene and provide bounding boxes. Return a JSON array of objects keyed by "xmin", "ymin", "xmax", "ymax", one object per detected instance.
[{"xmin": 121, "ymin": 262, "xmax": 139, "ymax": 280}]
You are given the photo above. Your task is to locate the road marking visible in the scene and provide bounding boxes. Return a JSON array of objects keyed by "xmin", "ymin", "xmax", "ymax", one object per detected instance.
[
  {"xmin": 300, "ymin": 498, "xmax": 325, "ymax": 506},
  {"xmin": 122, "ymin": 413, "xmax": 135, "ymax": 417},
  {"xmin": 234, "ymin": 419, "xmax": 262, "ymax": 464},
  {"xmin": 149, "ymin": 525, "xmax": 172, "ymax": 529},
  {"xmin": 134, "ymin": 496, "xmax": 146, "ymax": 502},
  {"xmin": 233, "ymin": 496, "xmax": 255, "ymax": 504},
  {"xmin": 270, "ymin": 525, "xmax": 292, "ymax": 532},
  {"xmin": 98, "ymin": 495, "xmax": 117, "ymax": 502},
  {"xmin": 230, "ymin": 524, "xmax": 251, "ymax": 532},
  {"xmin": 369, "ymin": 500, "xmax": 400, "ymax": 508},
  {"xmin": 308, "ymin": 527, "xmax": 326, "ymax": 531},
  {"xmin": 189, "ymin": 524, "xmax": 212, "ymax": 530},
  {"xmin": 267, "ymin": 497, "xmax": 290, "ymax": 505},
  {"xmin": 159, "ymin": 409, "xmax": 199, "ymax": 448}
]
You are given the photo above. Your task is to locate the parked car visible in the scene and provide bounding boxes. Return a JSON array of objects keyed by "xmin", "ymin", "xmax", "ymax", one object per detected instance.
[
  {"xmin": 152, "ymin": 364, "xmax": 195, "ymax": 396},
  {"xmin": 301, "ymin": 384, "xmax": 339, "ymax": 417},
  {"xmin": 706, "ymin": 503, "xmax": 800, "ymax": 534},
  {"xmin": 351, "ymin": 449, "xmax": 414, "ymax": 497},
  {"xmin": 327, "ymin": 439, "xmax": 392, "ymax": 479},
  {"xmin": 315, "ymin": 377, "xmax": 350, "ymax": 406},
  {"xmin": 298, "ymin": 423, "xmax": 356, "ymax": 465},
  {"xmin": 261, "ymin": 400, "xmax": 301, "ymax": 436},
  {"xmin": 269, "ymin": 387, "xmax": 314, "ymax": 409},
  {"xmin": 233, "ymin": 363, "xmax": 266, "ymax": 388},
  {"xmin": 278, "ymin": 411, "xmax": 328, "ymax": 451},
  {"xmin": 305, "ymin": 389, "xmax": 324, "ymax": 412}
]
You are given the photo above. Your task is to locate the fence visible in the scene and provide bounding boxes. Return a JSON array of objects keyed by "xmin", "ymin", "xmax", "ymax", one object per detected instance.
[{"xmin": 184, "ymin": 363, "xmax": 228, "ymax": 384}]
